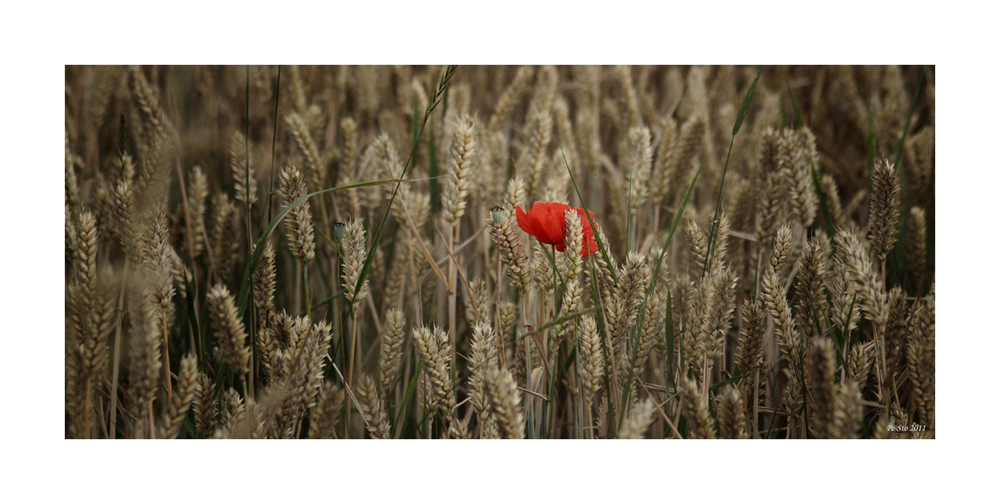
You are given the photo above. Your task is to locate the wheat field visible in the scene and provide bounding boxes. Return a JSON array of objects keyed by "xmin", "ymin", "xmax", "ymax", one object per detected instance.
[{"xmin": 63, "ymin": 64, "xmax": 934, "ymax": 439}]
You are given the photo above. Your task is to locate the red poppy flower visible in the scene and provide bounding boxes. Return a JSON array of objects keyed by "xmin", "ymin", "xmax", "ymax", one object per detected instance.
[{"xmin": 515, "ymin": 202, "xmax": 600, "ymax": 257}]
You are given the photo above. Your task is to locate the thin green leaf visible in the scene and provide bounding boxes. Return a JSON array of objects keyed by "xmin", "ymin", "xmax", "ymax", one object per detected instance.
[
  {"xmin": 393, "ymin": 360, "xmax": 424, "ymax": 439},
  {"xmin": 235, "ymin": 178, "xmax": 402, "ymax": 314},
  {"xmin": 811, "ymin": 163, "xmax": 836, "ymax": 238},
  {"xmin": 562, "ymin": 149, "xmax": 617, "ymax": 286},
  {"xmin": 786, "ymin": 75, "xmax": 805, "ymax": 128},
  {"xmin": 709, "ymin": 367, "xmax": 742, "ymax": 392},
  {"xmin": 521, "ymin": 308, "xmax": 595, "ymax": 338},
  {"xmin": 353, "ymin": 65, "xmax": 457, "ymax": 313},
  {"xmin": 733, "ymin": 65, "xmax": 763, "ymax": 136}
]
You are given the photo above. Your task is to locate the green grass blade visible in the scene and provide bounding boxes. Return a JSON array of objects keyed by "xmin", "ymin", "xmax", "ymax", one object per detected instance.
[
  {"xmin": 651, "ymin": 161, "xmax": 702, "ymax": 296},
  {"xmin": 664, "ymin": 288, "xmax": 674, "ymax": 389},
  {"xmin": 811, "ymin": 162, "xmax": 836, "ymax": 238},
  {"xmin": 235, "ymin": 178, "xmax": 402, "ymax": 314},
  {"xmin": 352, "ymin": 65, "xmax": 457, "ymax": 313},
  {"xmin": 393, "ymin": 360, "xmax": 423, "ymax": 439},
  {"xmin": 865, "ymin": 101, "xmax": 876, "ymax": 178},
  {"xmin": 732, "ymin": 66, "xmax": 763, "ymax": 136},
  {"xmin": 561, "ymin": 149, "xmax": 617, "ymax": 286},
  {"xmin": 521, "ymin": 308, "xmax": 594, "ymax": 338},
  {"xmin": 786, "ymin": 74, "xmax": 805, "ymax": 127},
  {"xmin": 429, "ymin": 119, "xmax": 440, "ymax": 214},
  {"xmin": 709, "ymin": 367, "xmax": 742, "ymax": 392},
  {"xmin": 892, "ymin": 69, "xmax": 926, "ymax": 174},
  {"xmin": 706, "ymin": 66, "xmax": 764, "ymax": 277},
  {"xmin": 618, "ymin": 161, "xmax": 702, "ymax": 431},
  {"xmin": 263, "ymin": 66, "xmax": 281, "ymax": 233}
]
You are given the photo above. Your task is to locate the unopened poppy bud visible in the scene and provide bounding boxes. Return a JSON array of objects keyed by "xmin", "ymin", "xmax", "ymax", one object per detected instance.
[
  {"xmin": 332, "ymin": 222, "xmax": 346, "ymax": 241},
  {"xmin": 490, "ymin": 206, "xmax": 504, "ymax": 225}
]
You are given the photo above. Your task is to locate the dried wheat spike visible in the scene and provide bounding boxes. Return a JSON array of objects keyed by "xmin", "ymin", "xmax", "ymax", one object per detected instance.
[
  {"xmin": 490, "ymin": 213, "xmax": 532, "ymax": 292},
  {"xmin": 615, "ymin": 66, "xmax": 642, "ymax": 128},
  {"xmin": 779, "ymin": 128, "xmax": 819, "ymax": 228},
  {"xmin": 562, "ymin": 209, "xmax": 584, "ymax": 279},
  {"xmin": 211, "ymin": 193, "xmax": 240, "ymax": 282},
  {"xmin": 650, "ymin": 117, "xmax": 678, "ymax": 206},
  {"xmin": 761, "ymin": 226, "xmax": 803, "ymax": 369},
  {"xmin": 158, "ymin": 353, "xmax": 198, "ymax": 439},
  {"xmin": 735, "ymin": 300, "xmax": 766, "ymax": 377},
  {"xmin": 906, "ymin": 206, "xmax": 927, "ymax": 292},
  {"xmin": 65, "ymin": 204, "xmax": 77, "ymax": 258},
  {"xmin": 717, "ymin": 385, "xmax": 748, "ymax": 439},
  {"xmin": 794, "ymin": 238, "xmax": 829, "ymax": 340},
  {"xmin": 908, "ymin": 295, "xmax": 935, "ymax": 429},
  {"xmin": 68, "ymin": 211, "xmax": 97, "ymax": 342},
  {"xmin": 847, "ymin": 342, "xmax": 874, "ymax": 391},
  {"xmin": 488, "ymin": 66, "xmax": 534, "ymax": 135},
  {"xmin": 230, "ymin": 130, "xmax": 257, "ymax": 206},
  {"xmin": 442, "ymin": 113, "xmax": 476, "ymax": 225},
  {"xmin": 678, "ymin": 378, "xmax": 715, "ymax": 439},
  {"xmin": 618, "ymin": 398, "xmax": 655, "ymax": 439},
  {"xmin": 885, "ymin": 286, "xmax": 909, "ymax": 375},
  {"xmin": 754, "ymin": 128, "xmax": 784, "ymax": 246},
  {"xmin": 532, "ymin": 244, "xmax": 555, "ymax": 292},
  {"xmin": 127, "ymin": 291, "xmax": 162, "ymax": 428},
  {"xmin": 666, "ymin": 115, "xmax": 705, "ymax": 205},
  {"xmin": 686, "ymin": 219, "xmax": 708, "ymax": 276},
  {"xmin": 142, "ymin": 212, "xmax": 176, "ymax": 330},
  {"xmin": 469, "ymin": 322, "xmax": 499, "ymax": 419},
  {"xmin": 129, "ymin": 66, "xmax": 177, "ymax": 142},
  {"xmin": 378, "ymin": 308, "xmax": 406, "ymax": 393},
  {"xmin": 71, "ymin": 268, "xmax": 116, "ymax": 423},
  {"xmin": 65, "ymin": 135, "xmax": 80, "ymax": 207},
  {"xmin": 829, "ymin": 237, "xmax": 861, "ymax": 336},
  {"xmin": 464, "ymin": 278, "xmax": 491, "ymax": 330},
  {"xmin": 522, "ymin": 110, "xmax": 553, "ymax": 196},
  {"xmin": 625, "ymin": 126, "xmax": 652, "ymax": 210},
  {"xmin": 676, "ymin": 275, "xmax": 701, "ymax": 374},
  {"xmin": 358, "ymin": 374, "xmax": 391, "ymax": 439},
  {"xmin": 445, "ymin": 418, "xmax": 471, "ymax": 440},
  {"xmin": 838, "ymin": 228, "xmax": 888, "ymax": 334},
  {"xmin": 820, "ymin": 174, "xmax": 846, "ymax": 228},
  {"xmin": 698, "ymin": 264, "xmax": 738, "ymax": 364},
  {"xmin": 782, "ymin": 368, "xmax": 805, "ymax": 421},
  {"xmin": 187, "ymin": 166, "xmax": 209, "ymax": 258},
  {"xmin": 552, "ymin": 95, "xmax": 579, "ymax": 171},
  {"xmin": 608, "ymin": 253, "xmax": 651, "ymax": 409},
  {"xmin": 220, "ymin": 388, "xmax": 245, "ymax": 432},
  {"xmin": 485, "ymin": 367, "xmax": 525, "ymax": 439},
  {"xmin": 279, "ymin": 165, "xmax": 316, "ymax": 263},
  {"xmin": 340, "ymin": 219, "xmax": 369, "ymax": 307},
  {"xmin": 709, "ymin": 213, "xmax": 732, "ymax": 269},
  {"xmin": 308, "ymin": 382, "xmax": 345, "ymax": 439},
  {"xmin": 338, "ymin": 118, "xmax": 361, "ymax": 220},
  {"xmin": 830, "ymin": 379, "xmax": 862, "ymax": 439},
  {"xmin": 285, "ymin": 112, "xmax": 323, "ymax": 191},
  {"xmin": 271, "ymin": 318, "xmax": 332, "ymax": 438},
  {"xmin": 503, "ymin": 176, "xmax": 527, "ymax": 215},
  {"xmin": 112, "ymin": 179, "xmax": 140, "ymax": 263},
  {"xmin": 413, "ymin": 326, "xmax": 455, "ymax": 419},
  {"xmin": 869, "ymin": 158, "xmax": 901, "ymax": 263},
  {"xmin": 768, "ymin": 225, "xmax": 794, "ymax": 276},
  {"xmin": 252, "ymin": 241, "xmax": 276, "ymax": 317},
  {"xmin": 207, "ymin": 284, "xmax": 251, "ymax": 377},
  {"xmin": 499, "ymin": 300, "xmax": 516, "ymax": 348},
  {"xmin": 194, "ymin": 371, "xmax": 217, "ymax": 438},
  {"xmin": 809, "ymin": 338, "xmax": 837, "ymax": 438}
]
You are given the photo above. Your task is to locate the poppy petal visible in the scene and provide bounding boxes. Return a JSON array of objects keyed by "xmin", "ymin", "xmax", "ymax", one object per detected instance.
[{"xmin": 516, "ymin": 205, "xmax": 541, "ymax": 239}]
